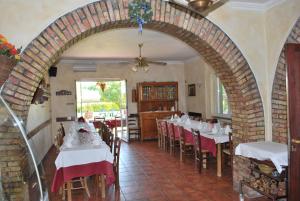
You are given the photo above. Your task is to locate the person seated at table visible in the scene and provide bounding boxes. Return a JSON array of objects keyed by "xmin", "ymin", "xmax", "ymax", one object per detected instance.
[{"xmin": 78, "ymin": 116, "xmax": 86, "ymax": 123}]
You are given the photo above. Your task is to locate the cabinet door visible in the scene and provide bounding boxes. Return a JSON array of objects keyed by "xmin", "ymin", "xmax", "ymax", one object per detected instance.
[{"xmin": 141, "ymin": 115, "xmax": 157, "ymax": 140}]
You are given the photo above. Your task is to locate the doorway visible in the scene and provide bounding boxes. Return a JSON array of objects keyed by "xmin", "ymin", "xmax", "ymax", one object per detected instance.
[{"xmin": 75, "ymin": 80, "xmax": 129, "ymax": 141}]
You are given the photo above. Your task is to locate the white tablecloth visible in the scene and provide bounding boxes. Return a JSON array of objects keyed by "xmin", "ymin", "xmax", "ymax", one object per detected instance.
[
  {"xmin": 235, "ymin": 141, "xmax": 288, "ymax": 173},
  {"xmin": 169, "ymin": 119, "xmax": 229, "ymax": 144},
  {"xmin": 55, "ymin": 122, "xmax": 114, "ymax": 169}
]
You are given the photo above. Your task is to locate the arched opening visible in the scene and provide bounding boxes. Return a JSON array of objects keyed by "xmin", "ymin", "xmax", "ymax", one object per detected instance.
[{"xmin": 0, "ymin": 0, "xmax": 265, "ymax": 199}]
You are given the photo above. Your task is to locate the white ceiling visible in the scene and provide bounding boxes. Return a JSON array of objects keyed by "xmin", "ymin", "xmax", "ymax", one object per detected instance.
[{"xmin": 61, "ymin": 28, "xmax": 199, "ymax": 62}]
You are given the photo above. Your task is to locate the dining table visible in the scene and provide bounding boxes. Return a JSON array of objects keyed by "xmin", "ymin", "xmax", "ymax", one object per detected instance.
[
  {"xmin": 168, "ymin": 118, "xmax": 230, "ymax": 177},
  {"xmin": 51, "ymin": 122, "xmax": 115, "ymax": 200}
]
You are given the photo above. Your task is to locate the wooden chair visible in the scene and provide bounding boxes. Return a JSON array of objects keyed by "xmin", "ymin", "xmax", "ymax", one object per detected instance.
[
  {"xmin": 60, "ymin": 123, "xmax": 66, "ymax": 137},
  {"xmin": 156, "ymin": 119, "xmax": 164, "ymax": 149},
  {"xmin": 98, "ymin": 121, "xmax": 110, "ymax": 142},
  {"xmin": 167, "ymin": 122, "xmax": 180, "ymax": 155},
  {"xmin": 108, "ymin": 132, "xmax": 114, "ymax": 153},
  {"xmin": 178, "ymin": 126, "xmax": 194, "ymax": 162},
  {"xmin": 160, "ymin": 120, "xmax": 169, "ymax": 152},
  {"xmin": 191, "ymin": 129, "xmax": 209, "ymax": 173},
  {"xmin": 54, "ymin": 125, "xmax": 64, "ymax": 152},
  {"xmin": 127, "ymin": 114, "xmax": 141, "ymax": 142},
  {"xmin": 222, "ymin": 132, "xmax": 233, "ymax": 169},
  {"xmin": 114, "ymin": 116, "xmax": 126, "ymax": 137},
  {"xmin": 62, "ymin": 177, "xmax": 90, "ymax": 201},
  {"xmin": 113, "ymin": 137, "xmax": 122, "ymax": 188}
]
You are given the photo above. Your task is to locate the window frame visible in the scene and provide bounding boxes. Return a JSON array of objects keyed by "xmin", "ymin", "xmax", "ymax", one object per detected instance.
[{"xmin": 216, "ymin": 78, "xmax": 231, "ymax": 116}]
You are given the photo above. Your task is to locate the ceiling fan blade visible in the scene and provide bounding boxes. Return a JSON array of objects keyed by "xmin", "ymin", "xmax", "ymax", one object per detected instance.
[
  {"xmin": 118, "ymin": 61, "xmax": 132, "ymax": 65},
  {"xmin": 147, "ymin": 60, "xmax": 167, "ymax": 66}
]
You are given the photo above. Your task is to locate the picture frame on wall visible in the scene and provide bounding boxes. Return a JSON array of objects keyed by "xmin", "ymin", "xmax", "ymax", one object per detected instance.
[{"xmin": 188, "ymin": 84, "xmax": 196, "ymax": 96}]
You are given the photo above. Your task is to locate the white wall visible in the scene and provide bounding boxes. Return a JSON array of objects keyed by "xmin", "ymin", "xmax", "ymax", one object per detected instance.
[
  {"xmin": 50, "ymin": 62, "xmax": 186, "ymax": 136},
  {"xmin": 26, "ymin": 101, "xmax": 52, "ymax": 163},
  {"xmin": 184, "ymin": 56, "xmax": 219, "ymax": 119}
]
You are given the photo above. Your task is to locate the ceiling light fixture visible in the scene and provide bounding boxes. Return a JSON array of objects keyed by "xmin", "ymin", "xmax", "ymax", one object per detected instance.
[
  {"xmin": 119, "ymin": 43, "xmax": 167, "ymax": 72},
  {"xmin": 165, "ymin": 0, "xmax": 228, "ymax": 16}
]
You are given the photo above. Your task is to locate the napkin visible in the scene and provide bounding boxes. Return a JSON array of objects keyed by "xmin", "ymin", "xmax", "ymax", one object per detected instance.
[
  {"xmin": 225, "ymin": 125, "xmax": 232, "ymax": 135},
  {"xmin": 180, "ymin": 114, "xmax": 189, "ymax": 122},
  {"xmin": 185, "ymin": 118, "xmax": 191, "ymax": 125},
  {"xmin": 93, "ymin": 139, "xmax": 101, "ymax": 145},
  {"xmin": 212, "ymin": 127, "xmax": 218, "ymax": 134},
  {"xmin": 63, "ymin": 136, "xmax": 73, "ymax": 148}
]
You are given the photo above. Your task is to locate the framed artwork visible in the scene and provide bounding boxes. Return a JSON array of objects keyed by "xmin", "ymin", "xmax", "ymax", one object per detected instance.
[{"xmin": 188, "ymin": 84, "xmax": 196, "ymax": 96}]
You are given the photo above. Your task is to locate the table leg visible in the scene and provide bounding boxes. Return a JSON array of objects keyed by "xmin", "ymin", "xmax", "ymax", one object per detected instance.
[
  {"xmin": 101, "ymin": 174, "xmax": 106, "ymax": 199},
  {"xmin": 67, "ymin": 181, "xmax": 72, "ymax": 201},
  {"xmin": 217, "ymin": 143, "xmax": 222, "ymax": 177}
]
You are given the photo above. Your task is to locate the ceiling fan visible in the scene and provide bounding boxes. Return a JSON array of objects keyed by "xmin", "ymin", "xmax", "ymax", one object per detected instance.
[
  {"xmin": 121, "ymin": 43, "xmax": 167, "ymax": 72},
  {"xmin": 164, "ymin": 0, "xmax": 228, "ymax": 17}
]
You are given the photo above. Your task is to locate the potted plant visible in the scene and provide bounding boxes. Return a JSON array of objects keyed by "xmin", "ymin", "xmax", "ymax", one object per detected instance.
[{"xmin": 0, "ymin": 34, "xmax": 21, "ymax": 86}]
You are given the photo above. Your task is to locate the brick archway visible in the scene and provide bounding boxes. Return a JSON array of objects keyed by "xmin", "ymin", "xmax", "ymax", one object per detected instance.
[
  {"xmin": 1, "ymin": 0, "xmax": 264, "ymax": 193},
  {"xmin": 272, "ymin": 17, "xmax": 300, "ymax": 144}
]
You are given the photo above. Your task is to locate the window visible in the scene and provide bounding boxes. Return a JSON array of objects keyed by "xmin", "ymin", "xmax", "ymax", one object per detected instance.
[{"xmin": 217, "ymin": 78, "xmax": 230, "ymax": 115}]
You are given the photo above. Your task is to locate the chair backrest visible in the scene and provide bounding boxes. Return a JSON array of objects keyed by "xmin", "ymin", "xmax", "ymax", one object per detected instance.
[
  {"xmin": 93, "ymin": 120, "xmax": 102, "ymax": 129},
  {"xmin": 127, "ymin": 116, "xmax": 139, "ymax": 128},
  {"xmin": 191, "ymin": 129, "xmax": 202, "ymax": 152},
  {"xmin": 156, "ymin": 119, "xmax": 163, "ymax": 136},
  {"xmin": 53, "ymin": 135, "xmax": 61, "ymax": 151},
  {"xmin": 167, "ymin": 122, "xmax": 175, "ymax": 139},
  {"xmin": 60, "ymin": 123, "xmax": 66, "ymax": 137},
  {"xmin": 54, "ymin": 126, "xmax": 64, "ymax": 151},
  {"xmin": 178, "ymin": 126, "xmax": 185, "ymax": 146},
  {"xmin": 108, "ymin": 132, "xmax": 114, "ymax": 152},
  {"xmin": 229, "ymin": 132, "xmax": 233, "ymax": 155},
  {"xmin": 160, "ymin": 120, "xmax": 168, "ymax": 137},
  {"xmin": 113, "ymin": 137, "xmax": 122, "ymax": 174}
]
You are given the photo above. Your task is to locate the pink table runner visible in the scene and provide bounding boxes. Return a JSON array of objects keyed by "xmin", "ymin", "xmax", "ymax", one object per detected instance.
[
  {"xmin": 184, "ymin": 129, "xmax": 217, "ymax": 157},
  {"xmin": 51, "ymin": 161, "xmax": 115, "ymax": 192}
]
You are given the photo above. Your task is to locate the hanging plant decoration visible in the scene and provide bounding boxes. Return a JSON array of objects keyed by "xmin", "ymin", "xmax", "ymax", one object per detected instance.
[
  {"xmin": 96, "ymin": 82, "xmax": 106, "ymax": 92},
  {"xmin": 128, "ymin": 0, "xmax": 153, "ymax": 33}
]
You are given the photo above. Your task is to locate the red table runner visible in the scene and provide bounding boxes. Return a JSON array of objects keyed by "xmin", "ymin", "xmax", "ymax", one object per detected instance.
[{"xmin": 51, "ymin": 161, "xmax": 115, "ymax": 192}]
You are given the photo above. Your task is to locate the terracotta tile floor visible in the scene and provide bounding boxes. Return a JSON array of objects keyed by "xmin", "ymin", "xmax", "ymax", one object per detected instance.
[{"xmin": 44, "ymin": 141, "xmax": 269, "ymax": 201}]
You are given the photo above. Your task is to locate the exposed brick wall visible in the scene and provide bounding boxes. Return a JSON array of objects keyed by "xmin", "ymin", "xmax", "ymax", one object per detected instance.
[
  {"xmin": 272, "ymin": 18, "xmax": 300, "ymax": 144},
  {"xmin": 0, "ymin": 0, "xmax": 265, "ymax": 199}
]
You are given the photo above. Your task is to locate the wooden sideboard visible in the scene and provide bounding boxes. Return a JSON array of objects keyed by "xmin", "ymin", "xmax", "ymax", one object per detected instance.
[
  {"xmin": 139, "ymin": 111, "xmax": 180, "ymax": 141},
  {"xmin": 136, "ymin": 82, "xmax": 180, "ymax": 141}
]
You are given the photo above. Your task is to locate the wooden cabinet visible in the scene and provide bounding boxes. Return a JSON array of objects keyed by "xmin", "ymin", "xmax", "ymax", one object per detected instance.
[
  {"xmin": 137, "ymin": 82, "xmax": 179, "ymax": 141},
  {"xmin": 140, "ymin": 111, "xmax": 180, "ymax": 140},
  {"xmin": 137, "ymin": 82, "xmax": 178, "ymax": 112}
]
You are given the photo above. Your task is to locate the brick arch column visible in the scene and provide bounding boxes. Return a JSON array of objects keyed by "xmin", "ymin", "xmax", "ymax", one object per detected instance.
[
  {"xmin": 0, "ymin": 0, "xmax": 264, "ymax": 194},
  {"xmin": 272, "ymin": 18, "xmax": 300, "ymax": 144}
]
